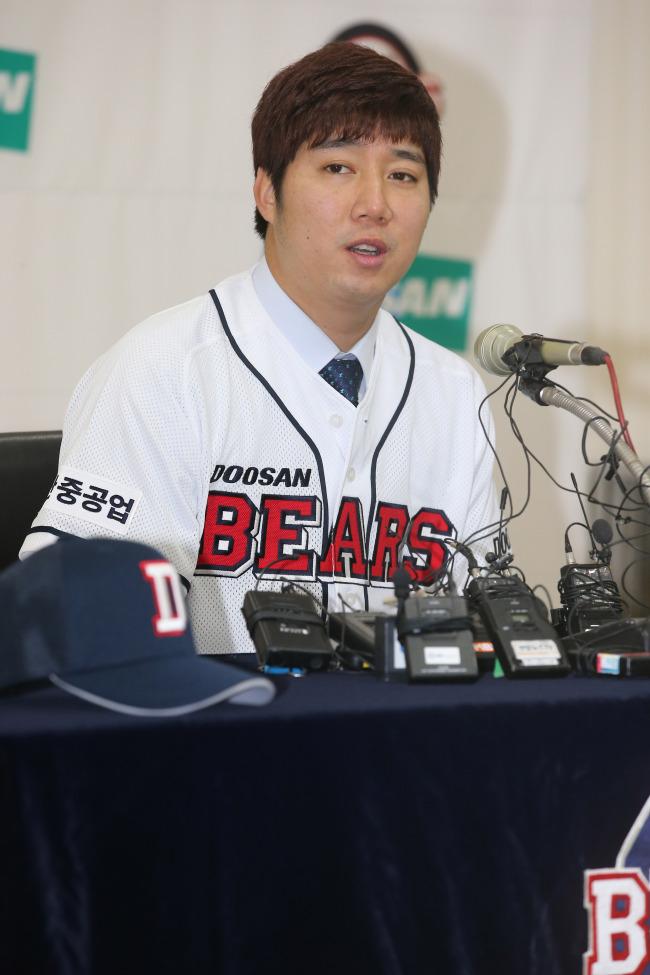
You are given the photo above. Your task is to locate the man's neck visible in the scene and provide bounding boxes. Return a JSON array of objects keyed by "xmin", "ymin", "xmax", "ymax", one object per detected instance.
[{"xmin": 264, "ymin": 247, "xmax": 382, "ymax": 352}]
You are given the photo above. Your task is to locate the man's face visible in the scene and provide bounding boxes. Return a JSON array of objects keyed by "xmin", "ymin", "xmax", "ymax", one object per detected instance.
[{"xmin": 255, "ymin": 136, "xmax": 431, "ymax": 335}]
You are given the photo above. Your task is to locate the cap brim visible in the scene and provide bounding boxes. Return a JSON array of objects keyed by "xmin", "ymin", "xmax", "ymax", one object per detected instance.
[{"xmin": 49, "ymin": 654, "xmax": 275, "ymax": 717}]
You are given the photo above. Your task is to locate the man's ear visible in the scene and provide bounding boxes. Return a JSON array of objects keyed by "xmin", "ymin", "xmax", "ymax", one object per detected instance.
[{"xmin": 254, "ymin": 169, "xmax": 276, "ymax": 225}]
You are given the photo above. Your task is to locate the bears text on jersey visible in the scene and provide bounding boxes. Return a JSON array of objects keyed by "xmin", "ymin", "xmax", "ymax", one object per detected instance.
[{"xmin": 196, "ymin": 490, "xmax": 455, "ymax": 587}]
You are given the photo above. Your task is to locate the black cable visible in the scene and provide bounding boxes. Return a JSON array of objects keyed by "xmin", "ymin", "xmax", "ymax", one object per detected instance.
[
  {"xmin": 509, "ymin": 373, "xmax": 645, "ymax": 538},
  {"xmin": 620, "ymin": 557, "xmax": 650, "ymax": 612}
]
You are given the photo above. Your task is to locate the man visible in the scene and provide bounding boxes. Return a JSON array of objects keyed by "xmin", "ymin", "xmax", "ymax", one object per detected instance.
[{"xmin": 21, "ymin": 42, "xmax": 498, "ymax": 654}]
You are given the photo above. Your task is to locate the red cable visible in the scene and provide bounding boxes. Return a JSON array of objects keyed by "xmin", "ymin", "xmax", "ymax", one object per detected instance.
[{"xmin": 604, "ymin": 354, "xmax": 635, "ymax": 452}]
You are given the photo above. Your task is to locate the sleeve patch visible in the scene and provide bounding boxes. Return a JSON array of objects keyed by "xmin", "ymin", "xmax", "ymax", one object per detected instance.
[{"xmin": 43, "ymin": 467, "xmax": 143, "ymax": 536}]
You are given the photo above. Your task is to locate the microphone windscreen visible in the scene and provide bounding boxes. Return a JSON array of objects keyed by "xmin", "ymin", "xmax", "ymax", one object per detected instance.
[
  {"xmin": 474, "ymin": 324, "xmax": 523, "ymax": 375},
  {"xmin": 592, "ymin": 519, "xmax": 613, "ymax": 545}
]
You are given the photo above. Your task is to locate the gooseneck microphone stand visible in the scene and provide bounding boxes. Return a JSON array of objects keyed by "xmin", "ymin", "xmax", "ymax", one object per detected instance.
[
  {"xmin": 534, "ymin": 385, "xmax": 650, "ymax": 508},
  {"xmin": 511, "ymin": 353, "xmax": 650, "ymax": 509}
]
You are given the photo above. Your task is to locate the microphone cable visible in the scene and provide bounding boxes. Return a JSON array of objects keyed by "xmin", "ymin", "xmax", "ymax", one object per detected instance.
[
  {"xmin": 603, "ymin": 354, "xmax": 635, "ymax": 452},
  {"xmin": 474, "ymin": 347, "xmax": 649, "ymax": 616}
]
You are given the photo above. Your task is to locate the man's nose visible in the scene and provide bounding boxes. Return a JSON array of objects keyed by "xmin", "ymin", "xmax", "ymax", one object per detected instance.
[{"xmin": 350, "ymin": 174, "xmax": 392, "ymax": 223}]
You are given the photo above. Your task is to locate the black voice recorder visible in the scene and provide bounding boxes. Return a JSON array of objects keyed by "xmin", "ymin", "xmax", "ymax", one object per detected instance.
[{"xmin": 466, "ymin": 575, "xmax": 570, "ymax": 678}]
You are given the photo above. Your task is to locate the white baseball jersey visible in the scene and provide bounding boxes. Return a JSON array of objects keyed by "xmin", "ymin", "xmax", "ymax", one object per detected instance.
[{"xmin": 21, "ymin": 266, "xmax": 499, "ymax": 654}]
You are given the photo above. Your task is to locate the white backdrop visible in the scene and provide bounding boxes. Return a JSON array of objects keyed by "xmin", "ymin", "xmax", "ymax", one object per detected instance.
[{"xmin": 1, "ymin": 0, "xmax": 648, "ymax": 605}]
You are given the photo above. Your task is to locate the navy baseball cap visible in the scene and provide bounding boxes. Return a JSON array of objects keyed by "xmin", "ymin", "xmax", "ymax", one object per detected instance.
[{"xmin": 0, "ymin": 537, "xmax": 275, "ymax": 715}]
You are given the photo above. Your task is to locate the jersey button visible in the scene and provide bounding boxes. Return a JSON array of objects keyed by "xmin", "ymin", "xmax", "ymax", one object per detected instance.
[
  {"xmin": 329, "ymin": 414, "xmax": 343, "ymax": 427},
  {"xmin": 347, "ymin": 468, "xmax": 355, "ymax": 482}
]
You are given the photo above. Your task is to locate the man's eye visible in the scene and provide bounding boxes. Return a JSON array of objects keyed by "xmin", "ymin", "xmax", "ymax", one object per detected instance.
[
  {"xmin": 325, "ymin": 163, "xmax": 349, "ymax": 174},
  {"xmin": 390, "ymin": 171, "xmax": 416, "ymax": 182}
]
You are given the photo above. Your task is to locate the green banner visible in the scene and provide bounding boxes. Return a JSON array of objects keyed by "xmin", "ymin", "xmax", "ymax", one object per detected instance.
[
  {"xmin": 384, "ymin": 253, "xmax": 474, "ymax": 352},
  {"xmin": 0, "ymin": 49, "xmax": 37, "ymax": 152}
]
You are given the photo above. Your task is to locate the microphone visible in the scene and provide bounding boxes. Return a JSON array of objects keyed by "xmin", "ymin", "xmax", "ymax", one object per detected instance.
[
  {"xmin": 591, "ymin": 518, "xmax": 613, "ymax": 563},
  {"xmin": 592, "ymin": 518, "xmax": 613, "ymax": 545},
  {"xmin": 474, "ymin": 324, "xmax": 608, "ymax": 376}
]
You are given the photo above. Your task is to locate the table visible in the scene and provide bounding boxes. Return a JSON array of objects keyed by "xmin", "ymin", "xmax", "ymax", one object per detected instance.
[{"xmin": 2, "ymin": 665, "xmax": 650, "ymax": 975}]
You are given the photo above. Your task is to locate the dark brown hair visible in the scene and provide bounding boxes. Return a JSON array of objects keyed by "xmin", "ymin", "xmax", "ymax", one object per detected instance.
[{"xmin": 251, "ymin": 42, "xmax": 442, "ymax": 239}]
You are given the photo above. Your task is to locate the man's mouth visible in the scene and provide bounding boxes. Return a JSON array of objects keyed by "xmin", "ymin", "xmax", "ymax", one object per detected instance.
[{"xmin": 347, "ymin": 241, "xmax": 387, "ymax": 257}]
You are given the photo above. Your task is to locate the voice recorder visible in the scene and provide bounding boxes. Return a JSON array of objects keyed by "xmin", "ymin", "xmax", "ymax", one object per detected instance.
[{"xmin": 466, "ymin": 575, "xmax": 570, "ymax": 678}]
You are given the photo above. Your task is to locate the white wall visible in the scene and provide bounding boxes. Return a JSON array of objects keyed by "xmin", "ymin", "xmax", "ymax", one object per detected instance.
[
  {"xmin": 585, "ymin": 0, "xmax": 650, "ymax": 608},
  {"xmin": 1, "ymin": 0, "xmax": 647, "ymax": 607}
]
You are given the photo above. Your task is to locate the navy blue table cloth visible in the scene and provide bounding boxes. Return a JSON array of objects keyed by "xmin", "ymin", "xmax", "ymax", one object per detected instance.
[{"xmin": 2, "ymin": 666, "xmax": 650, "ymax": 975}]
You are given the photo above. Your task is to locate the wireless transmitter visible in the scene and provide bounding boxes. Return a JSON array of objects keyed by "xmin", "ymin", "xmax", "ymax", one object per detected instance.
[
  {"xmin": 555, "ymin": 519, "xmax": 624, "ymax": 637},
  {"xmin": 242, "ymin": 590, "xmax": 333, "ymax": 671},
  {"xmin": 398, "ymin": 594, "xmax": 479, "ymax": 682},
  {"xmin": 467, "ymin": 575, "xmax": 571, "ymax": 678}
]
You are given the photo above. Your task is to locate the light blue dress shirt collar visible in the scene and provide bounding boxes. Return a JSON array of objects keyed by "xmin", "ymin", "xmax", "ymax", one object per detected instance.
[{"xmin": 252, "ymin": 258, "xmax": 377, "ymax": 397}]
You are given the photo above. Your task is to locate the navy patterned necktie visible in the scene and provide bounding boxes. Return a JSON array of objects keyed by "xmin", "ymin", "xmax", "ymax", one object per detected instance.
[{"xmin": 318, "ymin": 355, "xmax": 364, "ymax": 407}]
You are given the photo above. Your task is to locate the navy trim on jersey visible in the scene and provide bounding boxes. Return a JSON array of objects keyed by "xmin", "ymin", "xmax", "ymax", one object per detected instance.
[
  {"xmin": 25, "ymin": 527, "xmax": 76, "ymax": 541},
  {"xmin": 364, "ymin": 319, "xmax": 416, "ymax": 609},
  {"xmin": 209, "ymin": 289, "xmax": 330, "ymax": 610}
]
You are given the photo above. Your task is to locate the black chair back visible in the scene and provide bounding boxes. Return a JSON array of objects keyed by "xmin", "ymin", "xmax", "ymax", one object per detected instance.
[{"xmin": 0, "ymin": 431, "xmax": 62, "ymax": 572}]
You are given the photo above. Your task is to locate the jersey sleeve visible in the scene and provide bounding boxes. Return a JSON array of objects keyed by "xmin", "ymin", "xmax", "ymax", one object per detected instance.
[{"xmin": 20, "ymin": 334, "xmax": 211, "ymax": 591}]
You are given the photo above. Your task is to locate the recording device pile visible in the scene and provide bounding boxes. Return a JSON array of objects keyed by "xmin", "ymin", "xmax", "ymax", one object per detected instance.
[
  {"xmin": 239, "ymin": 321, "xmax": 649, "ymax": 681},
  {"xmin": 472, "ymin": 321, "xmax": 650, "ymax": 676}
]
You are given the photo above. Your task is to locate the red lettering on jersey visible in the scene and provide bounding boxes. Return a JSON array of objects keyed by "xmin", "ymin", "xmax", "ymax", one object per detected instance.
[
  {"xmin": 255, "ymin": 495, "xmax": 321, "ymax": 579},
  {"xmin": 197, "ymin": 491, "xmax": 259, "ymax": 576},
  {"xmin": 403, "ymin": 508, "xmax": 453, "ymax": 584},
  {"xmin": 319, "ymin": 497, "xmax": 366, "ymax": 581},
  {"xmin": 195, "ymin": 491, "xmax": 455, "ymax": 588},
  {"xmin": 369, "ymin": 502, "xmax": 410, "ymax": 581}
]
